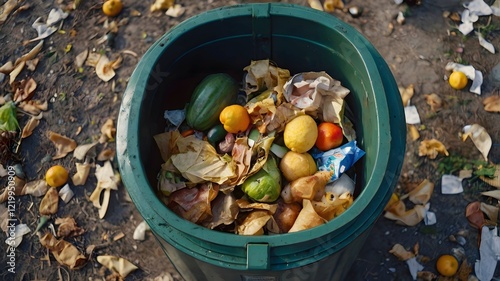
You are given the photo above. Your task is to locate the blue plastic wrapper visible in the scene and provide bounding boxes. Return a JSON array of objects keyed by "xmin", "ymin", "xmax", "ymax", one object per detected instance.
[{"xmin": 311, "ymin": 140, "xmax": 365, "ymax": 183}]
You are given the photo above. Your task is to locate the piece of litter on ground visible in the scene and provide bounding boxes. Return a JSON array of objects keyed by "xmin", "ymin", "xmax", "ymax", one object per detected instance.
[
  {"xmin": 165, "ymin": 4, "xmax": 185, "ymax": 17},
  {"xmin": 477, "ymin": 32, "xmax": 495, "ymax": 54},
  {"xmin": 445, "ymin": 62, "xmax": 483, "ymax": 94},
  {"xmin": 404, "ymin": 106, "xmax": 420, "ymax": 124},
  {"xmin": 475, "ymin": 226, "xmax": 500, "ymax": 281},
  {"xmin": 462, "ymin": 124, "xmax": 491, "ymax": 161},
  {"xmin": 58, "ymin": 183, "xmax": 74, "ymax": 203},
  {"xmin": 464, "ymin": 0, "xmax": 493, "ymax": 16},
  {"xmin": 441, "ymin": 174, "xmax": 463, "ymax": 194},
  {"xmin": 5, "ymin": 224, "xmax": 31, "ymax": 248},
  {"xmin": 406, "ymin": 257, "xmax": 424, "ymax": 280},
  {"xmin": 424, "ymin": 203, "xmax": 437, "ymax": 225},
  {"xmin": 133, "ymin": 221, "xmax": 151, "ymax": 241}
]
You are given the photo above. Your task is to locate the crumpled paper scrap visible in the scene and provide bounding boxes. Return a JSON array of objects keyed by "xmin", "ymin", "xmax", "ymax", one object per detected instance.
[
  {"xmin": 404, "ymin": 105, "xmax": 421, "ymax": 124},
  {"xmin": 459, "ymin": 0, "xmax": 493, "ymax": 35},
  {"xmin": 283, "ymin": 71, "xmax": 350, "ymax": 124},
  {"xmin": 445, "ymin": 62, "xmax": 483, "ymax": 95},
  {"xmin": 441, "ymin": 174, "xmax": 463, "ymax": 194},
  {"xmin": 28, "ymin": 8, "xmax": 68, "ymax": 43},
  {"xmin": 462, "ymin": 124, "xmax": 492, "ymax": 161},
  {"xmin": 389, "ymin": 244, "xmax": 424, "ymax": 280},
  {"xmin": 475, "ymin": 226, "xmax": 500, "ymax": 281}
]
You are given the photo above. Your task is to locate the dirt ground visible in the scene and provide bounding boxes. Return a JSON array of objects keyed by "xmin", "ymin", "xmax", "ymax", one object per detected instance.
[{"xmin": 1, "ymin": 0, "xmax": 500, "ymax": 280}]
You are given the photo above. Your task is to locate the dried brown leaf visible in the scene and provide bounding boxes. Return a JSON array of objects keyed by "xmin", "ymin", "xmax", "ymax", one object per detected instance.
[
  {"xmin": 73, "ymin": 142, "xmax": 98, "ymax": 161},
  {"xmin": 323, "ymin": 0, "xmax": 344, "ymax": 12},
  {"xmin": 465, "ymin": 201, "xmax": 485, "ymax": 229},
  {"xmin": 75, "ymin": 49, "xmax": 88, "ymax": 68},
  {"xmin": 418, "ymin": 139, "xmax": 449, "ymax": 159},
  {"xmin": 21, "ymin": 116, "xmax": 40, "ymax": 138},
  {"xmin": 424, "ymin": 93, "xmax": 443, "ymax": 112},
  {"xmin": 9, "ymin": 60, "xmax": 25, "ymax": 85},
  {"xmin": 22, "ymin": 179, "xmax": 49, "ymax": 197},
  {"xmin": 0, "ymin": 0, "xmax": 17, "ymax": 24},
  {"xmin": 0, "ymin": 176, "xmax": 25, "ymax": 203},
  {"xmin": 483, "ymin": 96, "xmax": 500, "ymax": 112},
  {"xmin": 55, "ymin": 217, "xmax": 84, "ymax": 238},
  {"xmin": 95, "ymin": 55, "xmax": 115, "ymax": 82},
  {"xmin": 25, "ymin": 58, "xmax": 39, "ymax": 71},
  {"xmin": 384, "ymin": 201, "xmax": 426, "ymax": 226},
  {"xmin": 97, "ymin": 148, "xmax": 115, "ymax": 161},
  {"xmin": 39, "ymin": 187, "xmax": 59, "ymax": 215},
  {"xmin": 72, "ymin": 162, "xmax": 91, "ymax": 186},
  {"xmin": 85, "ymin": 52, "xmax": 101, "ymax": 67},
  {"xmin": 406, "ymin": 179, "xmax": 434, "ymax": 205},
  {"xmin": 462, "ymin": 124, "xmax": 491, "ymax": 161},
  {"xmin": 150, "ymin": 0, "xmax": 174, "ymax": 12},
  {"xmin": 389, "ymin": 244, "xmax": 415, "ymax": 261},
  {"xmin": 13, "ymin": 77, "xmax": 37, "ymax": 102},
  {"xmin": 0, "ymin": 61, "xmax": 14, "ymax": 74},
  {"xmin": 15, "ymin": 40, "xmax": 43, "ymax": 66},
  {"xmin": 99, "ymin": 118, "xmax": 116, "ymax": 143},
  {"xmin": 48, "ymin": 131, "xmax": 77, "ymax": 160},
  {"xmin": 39, "ymin": 232, "xmax": 87, "ymax": 269}
]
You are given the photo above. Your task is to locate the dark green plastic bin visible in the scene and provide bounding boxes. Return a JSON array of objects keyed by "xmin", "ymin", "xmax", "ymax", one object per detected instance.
[{"xmin": 117, "ymin": 3, "xmax": 405, "ymax": 281}]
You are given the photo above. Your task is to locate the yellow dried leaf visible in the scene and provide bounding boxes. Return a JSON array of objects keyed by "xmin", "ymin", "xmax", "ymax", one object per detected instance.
[
  {"xmin": 418, "ymin": 139, "xmax": 449, "ymax": 159},
  {"xmin": 95, "ymin": 55, "xmax": 115, "ymax": 82},
  {"xmin": 75, "ymin": 49, "xmax": 88, "ymax": 68},
  {"xmin": 462, "ymin": 124, "xmax": 491, "ymax": 161},
  {"xmin": 384, "ymin": 201, "xmax": 426, "ymax": 226},
  {"xmin": 0, "ymin": 176, "xmax": 25, "ymax": 203},
  {"xmin": 307, "ymin": 0, "xmax": 323, "ymax": 10},
  {"xmin": 404, "ymin": 179, "xmax": 434, "ymax": 205},
  {"xmin": 408, "ymin": 124, "xmax": 420, "ymax": 141},
  {"xmin": 97, "ymin": 256, "xmax": 139, "ymax": 278},
  {"xmin": 39, "ymin": 187, "xmax": 59, "ymax": 215},
  {"xmin": 97, "ymin": 148, "xmax": 115, "ymax": 161},
  {"xmin": 0, "ymin": 0, "xmax": 18, "ymax": 24},
  {"xmin": 21, "ymin": 116, "xmax": 40, "ymax": 138},
  {"xmin": 389, "ymin": 244, "xmax": 415, "ymax": 261},
  {"xmin": 89, "ymin": 161, "xmax": 120, "ymax": 219},
  {"xmin": 85, "ymin": 52, "xmax": 101, "ymax": 67},
  {"xmin": 0, "ymin": 61, "xmax": 14, "ymax": 74},
  {"xmin": 48, "ymin": 131, "xmax": 77, "ymax": 160},
  {"xmin": 323, "ymin": 0, "xmax": 344, "ymax": 12},
  {"xmin": 25, "ymin": 58, "xmax": 39, "ymax": 71},
  {"xmin": 424, "ymin": 93, "xmax": 443, "ymax": 112},
  {"xmin": 483, "ymin": 96, "xmax": 500, "ymax": 112},
  {"xmin": 9, "ymin": 60, "xmax": 25, "ymax": 85},
  {"xmin": 399, "ymin": 84, "xmax": 414, "ymax": 107},
  {"xmin": 15, "ymin": 40, "xmax": 44, "ymax": 67},
  {"xmin": 73, "ymin": 142, "xmax": 98, "ymax": 161},
  {"xmin": 150, "ymin": 0, "xmax": 174, "ymax": 12},
  {"xmin": 288, "ymin": 199, "xmax": 326, "ymax": 232},
  {"xmin": 39, "ymin": 233, "xmax": 87, "ymax": 269},
  {"xmin": 72, "ymin": 162, "xmax": 91, "ymax": 186},
  {"xmin": 236, "ymin": 210, "xmax": 272, "ymax": 236},
  {"xmin": 99, "ymin": 118, "xmax": 116, "ymax": 143}
]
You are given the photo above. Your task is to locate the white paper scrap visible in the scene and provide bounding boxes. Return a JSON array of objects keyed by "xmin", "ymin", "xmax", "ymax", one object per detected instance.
[
  {"xmin": 441, "ymin": 174, "xmax": 463, "ymax": 194},
  {"xmin": 478, "ymin": 33, "xmax": 496, "ymax": 54},
  {"xmin": 475, "ymin": 226, "xmax": 500, "ymax": 281},
  {"xmin": 5, "ymin": 224, "xmax": 31, "ymax": 248},
  {"xmin": 133, "ymin": 221, "xmax": 151, "ymax": 241},
  {"xmin": 424, "ymin": 203, "xmax": 437, "ymax": 225},
  {"xmin": 464, "ymin": 0, "xmax": 493, "ymax": 16},
  {"xmin": 406, "ymin": 257, "xmax": 424, "ymax": 280},
  {"xmin": 404, "ymin": 106, "xmax": 421, "ymax": 125},
  {"xmin": 470, "ymin": 70, "xmax": 483, "ymax": 95}
]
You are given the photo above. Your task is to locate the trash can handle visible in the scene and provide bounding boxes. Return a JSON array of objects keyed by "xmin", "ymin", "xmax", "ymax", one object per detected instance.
[
  {"xmin": 252, "ymin": 4, "xmax": 272, "ymax": 59},
  {"xmin": 247, "ymin": 243, "xmax": 270, "ymax": 270}
]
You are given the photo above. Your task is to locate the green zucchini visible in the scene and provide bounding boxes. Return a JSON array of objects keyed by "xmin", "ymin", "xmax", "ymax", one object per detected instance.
[{"xmin": 185, "ymin": 73, "xmax": 239, "ymax": 131}]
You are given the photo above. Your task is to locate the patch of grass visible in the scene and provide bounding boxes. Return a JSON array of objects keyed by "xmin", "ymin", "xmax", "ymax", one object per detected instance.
[{"xmin": 437, "ymin": 154, "xmax": 496, "ymax": 179}]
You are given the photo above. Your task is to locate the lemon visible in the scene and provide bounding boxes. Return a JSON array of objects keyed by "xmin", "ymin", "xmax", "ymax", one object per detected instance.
[
  {"xmin": 45, "ymin": 165, "xmax": 69, "ymax": 187},
  {"xmin": 283, "ymin": 115, "xmax": 318, "ymax": 153},
  {"xmin": 448, "ymin": 71, "xmax": 468, "ymax": 90},
  {"xmin": 279, "ymin": 151, "xmax": 317, "ymax": 182}
]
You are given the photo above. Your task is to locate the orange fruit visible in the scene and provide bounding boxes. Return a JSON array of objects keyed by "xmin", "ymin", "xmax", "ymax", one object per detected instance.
[
  {"xmin": 219, "ymin": 104, "xmax": 250, "ymax": 134},
  {"xmin": 436, "ymin": 254, "xmax": 459, "ymax": 277},
  {"xmin": 102, "ymin": 0, "xmax": 123, "ymax": 17},
  {"xmin": 45, "ymin": 165, "xmax": 69, "ymax": 187},
  {"xmin": 448, "ymin": 71, "xmax": 468, "ymax": 90},
  {"xmin": 315, "ymin": 122, "xmax": 343, "ymax": 151}
]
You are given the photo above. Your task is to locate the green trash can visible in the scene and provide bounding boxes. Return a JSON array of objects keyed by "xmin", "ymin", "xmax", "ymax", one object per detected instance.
[{"xmin": 117, "ymin": 3, "xmax": 405, "ymax": 281}]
